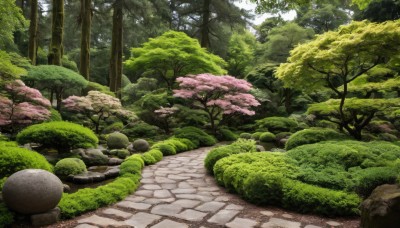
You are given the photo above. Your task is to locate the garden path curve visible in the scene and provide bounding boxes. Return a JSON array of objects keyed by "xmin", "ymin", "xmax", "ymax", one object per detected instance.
[{"xmin": 56, "ymin": 146, "xmax": 359, "ymax": 228}]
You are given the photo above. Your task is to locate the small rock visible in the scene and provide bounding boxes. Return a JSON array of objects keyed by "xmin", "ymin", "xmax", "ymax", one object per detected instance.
[
  {"xmin": 282, "ymin": 213, "xmax": 294, "ymax": 219},
  {"xmin": 151, "ymin": 219, "xmax": 188, "ymax": 228},
  {"xmin": 260, "ymin": 211, "xmax": 275, "ymax": 216},
  {"xmin": 30, "ymin": 207, "xmax": 60, "ymax": 227},
  {"xmin": 326, "ymin": 221, "xmax": 342, "ymax": 227},
  {"xmin": 226, "ymin": 217, "xmax": 258, "ymax": 228}
]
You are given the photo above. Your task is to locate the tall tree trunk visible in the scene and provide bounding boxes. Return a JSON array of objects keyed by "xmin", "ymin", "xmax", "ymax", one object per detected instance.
[
  {"xmin": 48, "ymin": 0, "xmax": 64, "ymax": 65},
  {"xmin": 200, "ymin": 0, "xmax": 211, "ymax": 48},
  {"xmin": 109, "ymin": 0, "xmax": 123, "ymax": 98},
  {"xmin": 79, "ymin": 0, "xmax": 92, "ymax": 80},
  {"xmin": 28, "ymin": 0, "xmax": 38, "ymax": 65}
]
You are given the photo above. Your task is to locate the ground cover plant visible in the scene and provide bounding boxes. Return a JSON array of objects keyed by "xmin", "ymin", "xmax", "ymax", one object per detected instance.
[{"xmin": 207, "ymin": 139, "xmax": 400, "ymax": 216}]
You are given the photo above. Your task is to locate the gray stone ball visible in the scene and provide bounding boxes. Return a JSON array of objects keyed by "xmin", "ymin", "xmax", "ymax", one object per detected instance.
[{"xmin": 2, "ymin": 169, "xmax": 63, "ymax": 214}]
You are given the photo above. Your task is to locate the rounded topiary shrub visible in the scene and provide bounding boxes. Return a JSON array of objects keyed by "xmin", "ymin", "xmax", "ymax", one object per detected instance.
[
  {"xmin": 54, "ymin": 158, "xmax": 86, "ymax": 176},
  {"xmin": 259, "ymin": 132, "xmax": 276, "ymax": 143},
  {"xmin": 256, "ymin": 117, "xmax": 298, "ymax": 133},
  {"xmin": 239, "ymin": 133, "xmax": 252, "ymax": 139},
  {"xmin": 16, "ymin": 121, "xmax": 98, "ymax": 152},
  {"xmin": 0, "ymin": 142, "xmax": 53, "ymax": 177},
  {"xmin": 116, "ymin": 149, "xmax": 130, "ymax": 159},
  {"xmin": 107, "ymin": 132, "xmax": 130, "ymax": 149},
  {"xmin": 174, "ymin": 127, "xmax": 216, "ymax": 147},
  {"xmin": 251, "ymin": 132, "xmax": 263, "ymax": 140},
  {"xmin": 285, "ymin": 128, "xmax": 347, "ymax": 150},
  {"xmin": 217, "ymin": 128, "xmax": 238, "ymax": 141},
  {"xmin": 132, "ymin": 139, "xmax": 150, "ymax": 152},
  {"xmin": 156, "ymin": 144, "xmax": 176, "ymax": 156}
]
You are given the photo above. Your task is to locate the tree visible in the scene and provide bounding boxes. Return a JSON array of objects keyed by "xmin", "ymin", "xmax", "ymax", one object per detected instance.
[
  {"xmin": 109, "ymin": 0, "xmax": 123, "ymax": 95},
  {"xmin": 48, "ymin": 0, "xmax": 65, "ymax": 65},
  {"xmin": 62, "ymin": 91, "xmax": 135, "ymax": 133},
  {"xmin": 0, "ymin": 0, "xmax": 27, "ymax": 50},
  {"xmin": 0, "ymin": 51, "xmax": 26, "ymax": 87},
  {"xmin": 79, "ymin": 0, "xmax": 92, "ymax": 80},
  {"xmin": 355, "ymin": 0, "xmax": 400, "ymax": 22},
  {"xmin": 227, "ymin": 31, "xmax": 257, "ymax": 78},
  {"xmin": 0, "ymin": 80, "xmax": 51, "ymax": 133},
  {"xmin": 23, "ymin": 65, "xmax": 88, "ymax": 110},
  {"xmin": 173, "ymin": 74, "xmax": 260, "ymax": 133},
  {"xmin": 125, "ymin": 31, "xmax": 227, "ymax": 90},
  {"xmin": 259, "ymin": 23, "xmax": 314, "ymax": 63},
  {"xmin": 276, "ymin": 20, "xmax": 400, "ymax": 139},
  {"xmin": 28, "ymin": 0, "xmax": 38, "ymax": 65},
  {"xmin": 255, "ymin": 16, "xmax": 285, "ymax": 43}
]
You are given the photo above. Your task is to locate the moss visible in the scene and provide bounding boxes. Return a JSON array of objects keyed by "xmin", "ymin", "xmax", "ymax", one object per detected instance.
[
  {"xmin": 256, "ymin": 117, "xmax": 298, "ymax": 133},
  {"xmin": 285, "ymin": 128, "xmax": 347, "ymax": 150},
  {"xmin": 259, "ymin": 132, "xmax": 276, "ymax": 143},
  {"xmin": 55, "ymin": 158, "xmax": 86, "ymax": 176},
  {"xmin": 106, "ymin": 132, "xmax": 130, "ymax": 149}
]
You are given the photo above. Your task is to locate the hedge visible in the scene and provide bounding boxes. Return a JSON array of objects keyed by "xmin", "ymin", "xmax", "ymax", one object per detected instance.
[{"xmin": 285, "ymin": 128, "xmax": 347, "ymax": 150}]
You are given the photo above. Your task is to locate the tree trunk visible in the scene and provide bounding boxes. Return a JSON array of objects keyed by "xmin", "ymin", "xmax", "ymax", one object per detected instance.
[
  {"xmin": 48, "ymin": 0, "xmax": 64, "ymax": 65},
  {"xmin": 200, "ymin": 0, "xmax": 211, "ymax": 48},
  {"xmin": 28, "ymin": 0, "xmax": 38, "ymax": 65},
  {"xmin": 79, "ymin": 0, "xmax": 92, "ymax": 80},
  {"xmin": 109, "ymin": 0, "xmax": 123, "ymax": 98}
]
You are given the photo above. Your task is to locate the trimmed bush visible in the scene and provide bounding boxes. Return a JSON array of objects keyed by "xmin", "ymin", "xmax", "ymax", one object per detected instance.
[
  {"xmin": 285, "ymin": 128, "xmax": 347, "ymax": 150},
  {"xmin": 259, "ymin": 132, "xmax": 276, "ymax": 142},
  {"xmin": 107, "ymin": 132, "xmax": 130, "ymax": 149},
  {"xmin": 239, "ymin": 133, "xmax": 252, "ymax": 139},
  {"xmin": 251, "ymin": 132, "xmax": 263, "ymax": 140},
  {"xmin": 116, "ymin": 149, "xmax": 130, "ymax": 159},
  {"xmin": 146, "ymin": 149, "xmax": 163, "ymax": 162},
  {"xmin": 16, "ymin": 121, "xmax": 98, "ymax": 152},
  {"xmin": 0, "ymin": 142, "xmax": 53, "ymax": 178},
  {"xmin": 122, "ymin": 122, "xmax": 159, "ymax": 138},
  {"xmin": 256, "ymin": 117, "xmax": 298, "ymax": 133},
  {"xmin": 142, "ymin": 153, "xmax": 157, "ymax": 165},
  {"xmin": 103, "ymin": 122, "xmax": 124, "ymax": 134},
  {"xmin": 55, "ymin": 158, "xmax": 87, "ymax": 176},
  {"xmin": 174, "ymin": 127, "xmax": 217, "ymax": 147},
  {"xmin": 48, "ymin": 108, "xmax": 63, "ymax": 121},
  {"xmin": 204, "ymin": 139, "xmax": 257, "ymax": 174},
  {"xmin": 155, "ymin": 144, "xmax": 176, "ymax": 156},
  {"xmin": 217, "ymin": 128, "xmax": 238, "ymax": 141},
  {"xmin": 176, "ymin": 138, "xmax": 197, "ymax": 150},
  {"xmin": 132, "ymin": 139, "xmax": 150, "ymax": 152}
]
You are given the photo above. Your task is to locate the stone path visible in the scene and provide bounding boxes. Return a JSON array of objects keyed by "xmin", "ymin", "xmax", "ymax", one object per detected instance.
[{"xmin": 66, "ymin": 146, "xmax": 359, "ymax": 228}]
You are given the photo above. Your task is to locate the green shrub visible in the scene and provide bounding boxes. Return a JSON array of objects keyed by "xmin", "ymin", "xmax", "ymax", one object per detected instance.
[
  {"xmin": 16, "ymin": 121, "xmax": 98, "ymax": 152},
  {"xmin": 107, "ymin": 132, "xmax": 129, "ymax": 149},
  {"xmin": 204, "ymin": 139, "xmax": 257, "ymax": 174},
  {"xmin": 239, "ymin": 133, "xmax": 252, "ymax": 139},
  {"xmin": 132, "ymin": 139, "xmax": 150, "ymax": 152},
  {"xmin": 84, "ymin": 81, "xmax": 116, "ymax": 97},
  {"xmin": 275, "ymin": 132, "xmax": 292, "ymax": 140},
  {"xmin": 350, "ymin": 167, "xmax": 398, "ymax": 197},
  {"xmin": 174, "ymin": 126, "xmax": 217, "ymax": 147},
  {"xmin": 48, "ymin": 108, "xmax": 63, "ymax": 122},
  {"xmin": 378, "ymin": 133, "xmax": 398, "ymax": 142},
  {"xmin": 122, "ymin": 122, "xmax": 159, "ymax": 138},
  {"xmin": 55, "ymin": 158, "xmax": 87, "ymax": 176},
  {"xmin": 217, "ymin": 128, "xmax": 238, "ymax": 141},
  {"xmin": 251, "ymin": 132, "xmax": 263, "ymax": 140},
  {"xmin": 153, "ymin": 143, "xmax": 176, "ymax": 156},
  {"xmin": 146, "ymin": 149, "xmax": 163, "ymax": 162},
  {"xmin": 243, "ymin": 172, "xmax": 284, "ymax": 205},
  {"xmin": 0, "ymin": 142, "xmax": 53, "ymax": 178},
  {"xmin": 0, "ymin": 177, "xmax": 6, "ymax": 191},
  {"xmin": 285, "ymin": 128, "xmax": 347, "ymax": 150},
  {"xmin": 103, "ymin": 122, "xmax": 124, "ymax": 134},
  {"xmin": 176, "ymin": 138, "xmax": 197, "ymax": 150},
  {"xmin": 256, "ymin": 117, "xmax": 298, "ymax": 133},
  {"xmin": 0, "ymin": 133, "xmax": 8, "ymax": 142},
  {"xmin": 259, "ymin": 132, "xmax": 276, "ymax": 143},
  {"xmin": 142, "ymin": 153, "xmax": 157, "ymax": 165},
  {"xmin": 116, "ymin": 149, "xmax": 130, "ymax": 159},
  {"xmin": 0, "ymin": 203, "xmax": 14, "ymax": 227}
]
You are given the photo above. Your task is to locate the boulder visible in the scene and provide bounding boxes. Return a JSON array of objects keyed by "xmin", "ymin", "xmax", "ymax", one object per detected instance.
[
  {"xmin": 108, "ymin": 157, "xmax": 123, "ymax": 166},
  {"xmin": 79, "ymin": 149, "xmax": 109, "ymax": 166},
  {"xmin": 2, "ymin": 169, "xmax": 63, "ymax": 214},
  {"xmin": 256, "ymin": 145, "xmax": 265, "ymax": 152},
  {"xmin": 69, "ymin": 171, "xmax": 106, "ymax": 184},
  {"xmin": 360, "ymin": 184, "xmax": 400, "ymax": 228}
]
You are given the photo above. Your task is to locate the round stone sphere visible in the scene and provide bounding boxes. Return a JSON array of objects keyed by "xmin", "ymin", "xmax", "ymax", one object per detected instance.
[{"xmin": 2, "ymin": 169, "xmax": 63, "ymax": 214}]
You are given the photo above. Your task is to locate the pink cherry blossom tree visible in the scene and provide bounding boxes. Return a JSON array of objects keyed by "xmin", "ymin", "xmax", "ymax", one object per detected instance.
[
  {"xmin": 62, "ymin": 91, "xmax": 136, "ymax": 133},
  {"xmin": 0, "ymin": 80, "xmax": 51, "ymax": 133},
  {"xmin": 173, "ymin": 74, "xmax": 260, "ymax": 133}
]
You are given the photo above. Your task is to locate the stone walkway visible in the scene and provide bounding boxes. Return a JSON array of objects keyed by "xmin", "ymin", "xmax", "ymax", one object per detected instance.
[{"xmin": 66, "ymin": 147, "xmax": 359, "ymax": 228}]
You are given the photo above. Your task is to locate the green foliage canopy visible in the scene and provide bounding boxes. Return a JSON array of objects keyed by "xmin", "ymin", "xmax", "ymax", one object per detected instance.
[
  {"xmin": 125, "ymin": 31, "xmax": 227, "ymax": 89},
  {"xmin": 0, "ymin": 0, "xmax": 27, "ymax": 49}
]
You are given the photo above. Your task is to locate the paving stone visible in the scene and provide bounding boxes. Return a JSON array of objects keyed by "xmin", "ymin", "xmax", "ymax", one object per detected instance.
[
  {"xmin": 171, "ymin": 188, "xmax": 197, "ymax": 194},
  {"xmin": 175, "ymin": 194, "xmax": 214, "ymax": 202},
  {"xmin": 142, "ymin": 184, "xmax": 162, "ymax": 190},
  {"xmin": 154, "ymin": 189, "xmax": 172, "ymax": 198},
  {"xmin": 226, "ymin": 218, "xmax": 258, "ymax": 228},
  {"xmin": 195, "ymin": 202, "xmax": 226, "ymax": 212},
  {"xmin": 326, "ymin": 221, "xmax": 343, "ymax": 227},
  {"xmin": 135, "ymin": 190, "xmax": 154, "ymax": 197},
  {"xmin": 172, "ymin": 199, "xmax": 202, "ymax": 208},
  {"xmin": 151, "ymin": 204, "xmax": 183, "ymax": 216},
  {"xmin": 142, "ymin": 173, "xmax": 153, "ymax": 178},
  {"xmin": 282, "ymin": 213, "xmax": 294, "ymax": 219},
  {"xmin": 225, "ymin": 204, "xmax": 244, "ymax": 210},
  {"xmin": 305, "ymin": 225, "xmax": 323, "ymax": 228},
  {"xmin": 168, "ymin": 174, "xmax": 191, "ymax": 180},
  {"xmin": 101, "ymin": 208, "xmax": 132, "ymax": 219},
  {"xmin": 178, "ymin": 182, "xmax": 193, "ymax": 188},
  {"xmin": 116, "ymin": 201, "xmax": 152, "ymax": 210},
  {"xmin": 77, "ymin": 215, "xmax": 125, "ymax": 227},
  {"xmin": 155, "ymin": 176, "xmax": 176, "ymax": 184},
  {"xmin": 75, "ymin": 224, "xmax": 98, "ymax": 228},
  {"xmin": 124, "ymin": 212, "xmax": 161, "ymax": 228},
  {"xmin": 207, "ymin": 209, "xmax": 240, "ymax": 225},
  {"xmin": 161, "ymin": 183, "xmax": 177, "ymax": 189},
  {"xmin": 140, "ymin": 179, "xmax": 155, "ymax": 184},
  {"xmin": 176, "ymin": 209, "xmax": 208, "ymax": 222},
  {"xmin": 262, "ymin": 218, "xmax": 301, "ymax": 228},
  {"xmin": 198, "ymin": 187, "xmax": 220, "ymax": 192},
  {"xmin": 151, "ymin": 219, "xmax": 188, "ymax": 228},
  {"xmin": 215, "ymin": 196, "xmax": 231, "ymax": 202},
  {"xmin": 260, "ymin": 211, "xmax": 275, "ymax": 216},
  {"xmin": 125, "ymin": 196, "xmax": 146, "ymax": 202}
]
